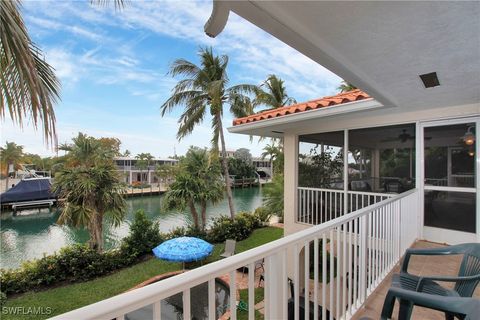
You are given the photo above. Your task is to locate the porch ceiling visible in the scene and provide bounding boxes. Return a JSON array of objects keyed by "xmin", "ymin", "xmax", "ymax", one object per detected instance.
[{"xmin": 215, "ymin": 1, "xmax": 479, "ymax": 134}]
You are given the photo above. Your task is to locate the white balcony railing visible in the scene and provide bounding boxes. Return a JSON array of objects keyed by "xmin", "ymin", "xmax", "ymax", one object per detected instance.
[
  {"xmin": 52, "ymin": 189, "xmax": 419, "ymax": 320},
  {"xmin": 297, "ymin": 187, "xmax": 394, "ymax": 225}
]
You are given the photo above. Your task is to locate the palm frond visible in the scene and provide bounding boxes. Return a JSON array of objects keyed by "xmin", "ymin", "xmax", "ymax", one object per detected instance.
[
  {"xmin": 160, "ymin": 90, "xmax": 203, "ymax": 116},
  {"xmin": 169, "ymin": 59, "xmax": 201, "ymax": 78},
  {"xmin": 90, "ymin": 0, "xmax": 128, "ymax": 10},
  {"xmin": 1, "ymin": 0, "xmax": 60, "ymax": 144}
]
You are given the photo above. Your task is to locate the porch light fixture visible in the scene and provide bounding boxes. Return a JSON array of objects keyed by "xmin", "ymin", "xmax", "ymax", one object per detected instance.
[
  {"xmin": 419, "ymin": 72, "xmax": 440, "ymax": 88},
  {"xmin": 468, "ymin": 147, "xmax": 475, "ymax": 157},
  {"xmin": 462, "ymin": 126, "xmax": 475, "ymax": 146}
]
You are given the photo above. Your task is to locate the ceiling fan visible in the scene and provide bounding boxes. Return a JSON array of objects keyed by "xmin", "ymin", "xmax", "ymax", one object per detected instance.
[{"xmin": 381, "ymin": 129, "xmax": 431, "ymax": 143}]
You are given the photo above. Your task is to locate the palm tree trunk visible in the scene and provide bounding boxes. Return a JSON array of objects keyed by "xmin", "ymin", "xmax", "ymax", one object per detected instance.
[
  {"xmin": 217, "ymin": 116, "xmax": 235, "ymax": 219},
  {"xmin": 5, "ymin": 165, "xmax": 10, "ymax": 191},
  {"xmin": 201, "ymin": 201, "xmax": 207, "ymax": 231},
  {"xmin": 90, "ymin": 213, "xmax": 104, "ymax": 252},
  {"xmin": 188, "ymin": 200, "xmax": 200, "ymax": 229}
]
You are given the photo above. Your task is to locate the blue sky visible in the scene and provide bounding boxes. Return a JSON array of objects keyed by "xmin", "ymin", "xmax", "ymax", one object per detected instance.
[{"xmin": 1, "ymin": 0, "xmax": 341, "ymax": 158}]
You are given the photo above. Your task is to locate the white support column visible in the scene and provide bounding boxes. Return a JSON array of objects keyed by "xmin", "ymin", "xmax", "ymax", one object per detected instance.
[
  {"xmin": 148, "ymin": 171, "xmax": 152, "ymax": 184},
  {"xmin": 372, "ymin": 149, "xmax": 380, "ymax": 191},
  {"xmin": 284, "ymin": 133, "xmax": 299, "ymax": 236},
  {"xmin": 476, "ymin": 119, "xmax": 480, "ymax": 242},
  {"xmin": 129, "ymin": 171, "xmax": 133, "ymax": 185},
  {"xmin": 344, "ymin": 129, "xmax": 349, "ymax": 214},
  {"xmin": 415, "ymin": 121, "xmax": 424, "ymax": 239}
]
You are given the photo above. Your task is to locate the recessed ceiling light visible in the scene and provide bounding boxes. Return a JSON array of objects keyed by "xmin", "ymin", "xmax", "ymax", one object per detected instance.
[
  {"xmin": 419, "ymin": 72, "xmax": 440, "ymax": 88},
  {"xmin": 272, "ymin": 131, "xmax": 284, "ymax": 134}
]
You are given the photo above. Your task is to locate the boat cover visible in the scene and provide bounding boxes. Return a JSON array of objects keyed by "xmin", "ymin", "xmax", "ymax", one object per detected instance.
[{"xmin": 0, "ymin": 178, "xmax": 56, "ymax": 204}]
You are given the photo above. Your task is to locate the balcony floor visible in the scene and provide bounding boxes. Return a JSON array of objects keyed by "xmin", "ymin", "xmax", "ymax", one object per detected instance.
[{"xmin": 352, "ymin": 240, "xmax": 480, "ymax": 320}]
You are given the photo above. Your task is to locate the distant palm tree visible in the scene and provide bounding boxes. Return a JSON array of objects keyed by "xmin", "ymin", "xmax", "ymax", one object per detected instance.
[
  {"xmin": 163, "ymin": 147, "xmax": 223, "ymax": 230},
  {"xmin": 337, "ymin": 81, "xmax": 357, "ymax": 93},
  {"xmin": 261, "ymin": 142, "xmax": 282, "ymax": 178},
  {"xmin": 0, "ymin": 141, "xmax": 24, "ymax": 190},
  {"xmin": 255, "ymin": 75, "xmax": 296, "ymax": 110},
  {"xmin": 1, "ymin": 0, "xmax": 60, "ymax": 143},
  {"xmin": 161, "ymin": 47, "xmax": 257, "ymax": 219},
  {"xmin": 135, "ymin": 153, "xmax": 153, "ymax": 184}
]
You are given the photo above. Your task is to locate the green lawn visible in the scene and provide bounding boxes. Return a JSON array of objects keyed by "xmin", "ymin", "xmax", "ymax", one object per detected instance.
[
  {"xmin": 236, "ymin": 287, "xmax": 265, "ymax": 320},
  {"xmin": 2, "ymin": 227, "xmax": 283, "ymax": 320}
]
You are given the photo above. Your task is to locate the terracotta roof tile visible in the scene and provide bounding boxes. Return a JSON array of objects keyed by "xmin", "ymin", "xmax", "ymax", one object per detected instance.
[{"xmin": 232, "ymin": 89, "xmax": 370, "ymax": 126}]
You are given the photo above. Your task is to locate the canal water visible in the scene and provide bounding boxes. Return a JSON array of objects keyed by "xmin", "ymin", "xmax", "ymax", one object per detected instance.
[{"xmin": 0, "ymin": 188, "xmax": 263, "ymax": 269}]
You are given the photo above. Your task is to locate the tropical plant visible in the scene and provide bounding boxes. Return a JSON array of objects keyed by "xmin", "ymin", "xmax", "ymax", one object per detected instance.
[
  {"xmin": 233, "ymin": 148, "xmax": 253, "ymax": 164},
  {"xmin": 0, "ymin": 141, "xmax": 23, "ymax": 189},
  {"xmin": 255, "ymin": 74, "xmax": 296, "ymax": 111},
  {"xmin": 52, "ymin": 133, "xmax": 126, "ymax": 252},
  {"xmin": 263, "ymin": 174, "xmax": 284, "ymax": 218},
  {"xmin": 1, "ymin": 0, "xmax": 60, "ymax": 143},
  {"xmin": 59, "ymin": 132, "xmax": 118, "ymax": 167},
  {"xmin": 120, "ymin": 210, "xmax": 162, "ymax": 262},
  {"xmin": 337, "ymin": 81, "xmax": 357, "ymax": 93},
  {"xmin": 228, "ymin": 157, "xmax": 255, "ymax": 179},
  {"xmin": 154, "ymin": 163, "xmax": 177, "ymax": 188},
  {"xmin": 134, "ymin": 152, "xmax": 153, "ymax": 186},
  {"xmin": 261, "ymin": 141, "xmax": 283, "ymax": 177},
  {"xmin": 161, "ymin": 47, "xmax": 257, "ymax": 219},
  {"xmin": 52, "ymin": 163, "xmax": 126, "ymax": 252},
  {"xmin": 163, "ymin": 147, "xmax": 224, "ymax": 230}
]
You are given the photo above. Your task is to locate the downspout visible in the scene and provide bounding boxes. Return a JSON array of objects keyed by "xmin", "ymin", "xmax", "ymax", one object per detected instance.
[{"xmin": 204, "ymin": 0, "xmax": 230, "ymax": 38}]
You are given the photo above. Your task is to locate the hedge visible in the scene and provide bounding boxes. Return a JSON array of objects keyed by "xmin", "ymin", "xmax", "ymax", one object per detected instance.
[{"xmin": 0, "ymin": 209, "xmax": 270, "ymax": 298}]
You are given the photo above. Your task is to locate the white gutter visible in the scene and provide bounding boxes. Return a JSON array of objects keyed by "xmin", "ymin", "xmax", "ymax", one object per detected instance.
[{"xmin": 228, "ymin": 98, "xmax": 383, "ymax": 134}]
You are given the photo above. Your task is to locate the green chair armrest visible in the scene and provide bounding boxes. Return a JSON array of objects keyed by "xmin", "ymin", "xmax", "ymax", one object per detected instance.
[
  {"xmin": 401, "ymin": 245, "xmax": 466, "ymax": 273},
  {"xmin": 416, "ymin": 274, "xmax": 480, "ymax": 291}
]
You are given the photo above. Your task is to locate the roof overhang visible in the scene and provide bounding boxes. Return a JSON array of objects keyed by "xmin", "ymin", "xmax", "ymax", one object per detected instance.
[
  {"xmin": 206, "ymin": 1, "xmax": 480, "ymax": 111},
  {"xmin": 228, "ymin": 98, "xmax": 383, "ymax": 137}
]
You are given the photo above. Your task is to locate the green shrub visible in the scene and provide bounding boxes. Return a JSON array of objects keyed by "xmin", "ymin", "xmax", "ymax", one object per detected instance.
[
  {"xmin": 236, "ymin": 211, "xmax": 261, "ymax": 230},
  {"xmin": 207, "ymin": 214, "xmax": 252, "ymax": 243},
  {"xmin": 0, "ymin": 211, "xmax": 163, "ymax": 297},
  {"xmin": 254, "ymin": 206, "xmax": 272, "ymax": 223},
  {"xmin": 121, "ymin": 210, "xmax": 163, "ymax": 262},
  {"xmin": 0, "ymin": 245, "xmax": 124, "ymax": 296},
  {"xmin": 164, "ymin": 225, "xmax": 207, "ymax": 241},
  {"xmin": 0, "ymin": 291, "xmax": 6, "ymax": 306}
]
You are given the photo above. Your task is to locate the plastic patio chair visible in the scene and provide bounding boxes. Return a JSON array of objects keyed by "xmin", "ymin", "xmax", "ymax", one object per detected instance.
[
  {"xmin": 220, "ymin": 239, "xmax": 236, "ymax": 258},
  {"xmin": 380, "ymin": 287, "xmax": 480, "ymax": 320},
  {"xmin": 382, "ymin": 243, "xmax": 480, "ymax": 320}
]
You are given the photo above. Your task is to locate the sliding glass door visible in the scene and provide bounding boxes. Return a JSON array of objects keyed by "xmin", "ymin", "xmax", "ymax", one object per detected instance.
[{"xmin": 421, "ymin": 119, "xmax": 478, "ymax": 243}]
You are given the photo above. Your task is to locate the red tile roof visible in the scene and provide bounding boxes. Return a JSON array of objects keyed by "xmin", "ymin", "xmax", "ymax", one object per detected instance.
[{"xmin": 232, "ymin": 89, "xmax": 370, "ymax": 126}]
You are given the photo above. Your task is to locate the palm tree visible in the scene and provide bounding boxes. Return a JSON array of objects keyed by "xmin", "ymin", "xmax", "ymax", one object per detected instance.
[
  {"xmin": 161, "ymin": 47, "xmax": 257, "ymax": 219},
  {"xmin": 1, "ymin": 0, "xmax": 60, "ymax": 143},
  {"xmin": 163, "ymin": 147, "xmax": 224, "ymax": 230},
  {"xmin": 135, "ymin": 152, "xmax": 153, "ymax": 185},
  {"xmin": 52, "ymin": 133, "xmax": 126, "ymax": 252},
  {"xmin": 52, "ymin": 163, "xmax": 126, "ymax": 252},
  {"xmin": 337, "ymin": 81, "xmax": 357, "ymax": 93},
  {"xmin": 261, "ymin": 142, "xmax": 282, "ymax": 178},
  {"xmin": 0, "ymin": 141, "xmax": 24, "ymax": 190},
  {"xmin": 59, "ymin": 133, "xmax": 102, "ymax": 167},
  {"xmin": 255, "ymin": 74, "xmax": 296, "ymax": 110},
  {"xmin": 155, "ymin": 163, "xmax": 177, "ymax": 189}
]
